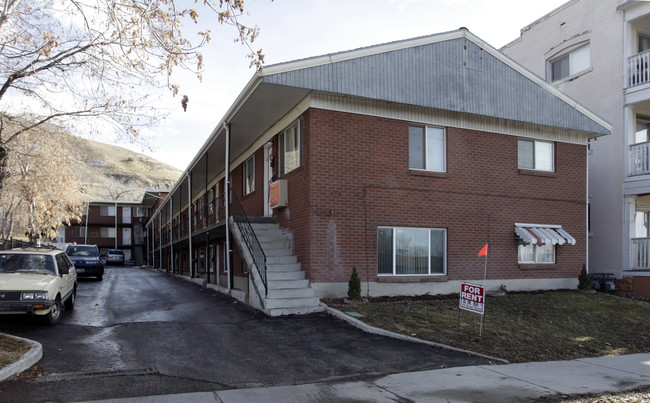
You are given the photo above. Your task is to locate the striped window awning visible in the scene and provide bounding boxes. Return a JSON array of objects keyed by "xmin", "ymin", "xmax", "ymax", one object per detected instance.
[{"xmin": 514, "ymin": 223, "xmax": 576, "ymax": 246}]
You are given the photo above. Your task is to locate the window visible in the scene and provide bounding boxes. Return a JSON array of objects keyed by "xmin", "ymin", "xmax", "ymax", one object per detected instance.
[
  {"xmin": 208, "ymin": 188, "xmax": 214, "ymax": 215},
  {"xmin": 409, "ymin": 125, "xmax": 445, "ymax": 172},
  {"xmin": 71, "ymin": 227, "xmax": 86, "ymax": 238},
  {"xmin": 518, "ymin": 139, "xmax": 554, "ymax": 172},
  {"xmin": 243, "ymin": 155, "xmax": 255, "ymax": 195},
  {"xmin": 197, "ymin": 197, "xmax": 205, "ymax": 220},
  {"xmin": 548, "ymin": 43, "xmax": 590, "ymax": 82},
  {"xmin": 378, "ymin": 227, "xmax": 446, "ymax": 275},
  {"xmin": 100, "ymin": 227, "xmax": 116, "ymax": 238},
  {"xmin": 639, "ymin": 34, "xmax": 650, "ymax": 53},
  {"xmin": 635, "ymin": 211, "xmax": 649, "ymax": 238},
  {"xmin": 100, "ymin": 206, "xmax": 116, "ymax": 216},
  {"xmin": 518, "ymin": 243, "xmax": 555, "ymax": 264},
  {"xmin": 281, "ymin": 121, "xmax": 301, "ymax": 175},
  {"xmin": 636, "ymin": 119, "xmax": 650, "ymax": 144},
  {"xmin": 134, "ymin": 207, "xmax": 146, "ymax": 217}
]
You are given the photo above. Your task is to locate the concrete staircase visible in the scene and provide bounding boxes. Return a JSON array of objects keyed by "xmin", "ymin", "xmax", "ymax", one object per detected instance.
[{"xmin": 245, "ymin": 221, "xmax": 322, "ymax": 316}]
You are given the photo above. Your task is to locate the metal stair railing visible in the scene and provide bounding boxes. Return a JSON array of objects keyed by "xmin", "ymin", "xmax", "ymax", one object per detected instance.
[{"xmin": 229, "ymin": 189, "xmax": 268, "ymax": 297}]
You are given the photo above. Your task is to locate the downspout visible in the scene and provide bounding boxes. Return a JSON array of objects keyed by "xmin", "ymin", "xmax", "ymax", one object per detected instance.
[
  {"xmin": 115, "ymin": 202, "xmax": 118, "ymax": 249},
  {"xmin": 170, "ymin": 196, "xmax": 174, "ymax": 275},
  {"xmin": 225, "ymin": 123, "xmax": 232, "ymax": 291},
  {"xmin": 84, "ymin": 202, "xmax": 89, "ymax": 244},
  {"xmin": 188, "ymin": 172, "xmax": 193, "ymax": 278},
  {"xmin": 205, "ymin": 152, "xmax": 210, "ymax": 284},
  {"xmin": 586, "ymin": 141, "xmax": 590, "ymax": 274},
  {"xmin": 158, "ymin": 212, "xmax": 162, "ymax": 270}
]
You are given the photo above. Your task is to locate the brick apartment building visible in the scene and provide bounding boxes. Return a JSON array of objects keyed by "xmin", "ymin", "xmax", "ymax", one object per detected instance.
[
  {"xmin": 64, "ymin": 194, "xmax": 167, "ymax": 265},
  {"xmin": 145, "ymin": 29, "xmax": 611, "ymax": 315}
]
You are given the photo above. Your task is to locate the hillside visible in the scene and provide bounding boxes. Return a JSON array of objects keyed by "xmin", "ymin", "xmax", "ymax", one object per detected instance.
[{"xmin": 67, "ymin": 136, "xmax": 182, "ymax": 201}]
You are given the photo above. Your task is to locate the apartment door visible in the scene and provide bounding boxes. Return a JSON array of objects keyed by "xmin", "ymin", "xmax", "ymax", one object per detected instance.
[
  {"xmin": 122, "ymin": 228, "xmax": 131, "ymax": 246},
  {"xmin": 264, "ymin": 142, "xmax": 274, "ymax": 216},
  {"xmin": 122, "ymin": 207, "xmax": 131, "ymax": 224}
]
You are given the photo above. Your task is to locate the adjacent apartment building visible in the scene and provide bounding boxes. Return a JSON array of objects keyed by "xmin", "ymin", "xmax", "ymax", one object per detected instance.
[
  {"xmin": 145, "ymin": 28, "xmax": 610, "ymax": 315},
  {"xmin": 502, "ymin": 0, "xmax": 650, "ymax": 298},
  {"xmin": 64, "ymin": 194, "xmax": 165, "ymax": 265}
]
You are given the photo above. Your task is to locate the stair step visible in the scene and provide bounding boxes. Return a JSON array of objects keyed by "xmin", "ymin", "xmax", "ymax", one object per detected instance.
[
  {"xmin": 267, "ymin": 270, "xmax": 305, "ymax": 281},
  {"xmin": 264, "ymin": 296, "xmax": 320, "ymax": 310},
  {"xmin": 268, "ymin": 279, "xmax": 310, "ymax": 289},
  {"xmin": 263, "ymin": 248, "xmax": 293, "ymax": 257},
  {"xmin": 267, "ymin": 287, "xmax": 315, "ymax": 299},
  {"xmin": 266, "ymin": 255, "xmax": 298, "ymax": 264},
  {"xmin": 267, "ymin": 305, "xmax": 325, "ymax": 316}
]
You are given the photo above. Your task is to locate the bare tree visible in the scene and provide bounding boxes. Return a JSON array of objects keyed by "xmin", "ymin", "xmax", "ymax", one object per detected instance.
[
  {"xmin": 0, "ymin": 121, "xmax": 83, "ymax": 242},
  {"xmin": 0, "ymin": 0, "xmax": 264, "ymax": 191}
]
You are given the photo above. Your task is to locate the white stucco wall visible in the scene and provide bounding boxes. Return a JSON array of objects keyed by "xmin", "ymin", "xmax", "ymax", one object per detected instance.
[{"xmin": 502, "ymin": 0, "xmax": 625, "ymax": 276}]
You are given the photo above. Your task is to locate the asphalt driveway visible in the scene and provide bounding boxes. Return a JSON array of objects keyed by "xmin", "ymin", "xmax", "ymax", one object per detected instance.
[{"xmin": 0, "ymin": 266, "xmax": 489, "ymax": 402}]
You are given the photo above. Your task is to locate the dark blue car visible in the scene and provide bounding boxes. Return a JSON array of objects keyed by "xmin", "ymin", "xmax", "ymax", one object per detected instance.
[{"xmin": 65, "ymin": 244, "xmax": 104, "ymax": 281}]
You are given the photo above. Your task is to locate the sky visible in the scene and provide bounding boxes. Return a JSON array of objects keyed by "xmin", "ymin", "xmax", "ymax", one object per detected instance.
[{"xmin": 104, "ymin": 0, "xmax": 571, "ymax": 171}]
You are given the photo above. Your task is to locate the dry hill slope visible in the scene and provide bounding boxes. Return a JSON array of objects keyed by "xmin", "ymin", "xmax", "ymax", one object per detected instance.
[{"xmin": 67, "ymin": 136, "xmax": 182, "ymax": 201}]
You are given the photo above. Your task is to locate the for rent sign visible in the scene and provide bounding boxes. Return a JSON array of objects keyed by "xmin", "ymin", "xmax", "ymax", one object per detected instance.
[{"xmin": 459, "ymin": 282, "xmax": 485, "ymax": 315}]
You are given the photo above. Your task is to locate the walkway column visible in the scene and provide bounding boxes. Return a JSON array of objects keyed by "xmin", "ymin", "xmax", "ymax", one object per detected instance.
[
  {"xmin": 225, "ymin": 123, "xmax": 232, "ymax": 291},
  {"xmin": 188, "ymin": 173, "xmax": 193, "ymax": 278},
  {"xmin": 170, "ymin": 196, "xmax": 174, "ymax": 275}
]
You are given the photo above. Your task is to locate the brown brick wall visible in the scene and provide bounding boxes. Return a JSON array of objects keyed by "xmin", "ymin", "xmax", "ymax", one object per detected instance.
[{"xmin": 275, "ymin": 108, "xmax": 586, "ymax": 285}]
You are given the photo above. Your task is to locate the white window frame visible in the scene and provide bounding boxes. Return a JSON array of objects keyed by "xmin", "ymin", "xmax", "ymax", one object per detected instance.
[
  {"xmin": 243, "ymin": 155, "xmax": 255, "ymax": 196},
  {"xmin": 518, "ymin": 243, "xmax": 556, "ymax": 264},
  {"xmin": 547, "ymin": 43, "xmax": 590, "ymax": 83},
  {"xmin": 100, "ymin": 206, "xmax": 116, "ymax": 217},
  {"xmin": 518, "ymin": 139, "xmax": 554, "ymax": 172},
  {"xmin": 71, "ymin": 227, "xmax": 86, "ymax": 238},
  {"xmin": 100, "ymin": 227, "xmax": 116, "ymax": 238},
  {"xmin": 409, "ymin": 125, "xmax": 446, "ymax": 172},
  {"xmin": 281, "ymin": 121, "xmax": 301, "ymax": 175},
  {"xmin": 378, "ymin": 226, "xmax": 447, "ymax": 276}
]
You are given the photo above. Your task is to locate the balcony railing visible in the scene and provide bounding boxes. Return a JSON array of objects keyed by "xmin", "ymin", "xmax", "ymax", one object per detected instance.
[
  {"xmin": 630, "ymin": 141, "xmax": 650, "ymax": 176},
  {"xmin": 630, "ymin": 50, "xmax": 650, "ymax": 87},
  {"xmin": 631, "ymin": 238, "xmax": 650, "ymax": 269}
]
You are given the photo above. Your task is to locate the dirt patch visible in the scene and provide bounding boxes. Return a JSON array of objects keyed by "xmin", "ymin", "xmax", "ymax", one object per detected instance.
[
  {"xmin": 325, "ymin": 290, "xmax": 650, "ymax": 363},
  {"xmin": 0, "ymin": 334, "xmax": 32, "ymax": 369}
]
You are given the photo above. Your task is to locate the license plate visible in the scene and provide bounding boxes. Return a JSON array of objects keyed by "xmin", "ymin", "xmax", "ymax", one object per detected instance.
[{"xmin": 77, "ymin": 269, "xmax": 85, "ymax": 273}]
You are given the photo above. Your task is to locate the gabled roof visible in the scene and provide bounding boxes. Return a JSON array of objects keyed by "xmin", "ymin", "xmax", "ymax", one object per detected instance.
[
  {"xmin": 165, "ymin": 29, "xmax": 611, "ymax": 214},
  {"xmin": 260, "ymin": 28, "xmax": 610, "ymax": 137}
]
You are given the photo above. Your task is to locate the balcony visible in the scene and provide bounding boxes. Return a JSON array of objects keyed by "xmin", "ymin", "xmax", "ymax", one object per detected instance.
[
  {"xmin": 630, "ymin": 141, "xmax": 650, "ymax": 175},
  {"xmin": 631, "ymin": 238, "xmax": 650, "ymax": 269},
  {"xmin": 630, "ymin": 50, "xmax": 650, "ymax": 88}
]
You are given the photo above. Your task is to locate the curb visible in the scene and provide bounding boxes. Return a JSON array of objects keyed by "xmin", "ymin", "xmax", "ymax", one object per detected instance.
[
  {"xmin": 322, "ymin": 303, "xmax": 509, "ymax": 364},
  {"xmin": 0, "ymin": 333, "xmax": 42, "ymax": 382}
]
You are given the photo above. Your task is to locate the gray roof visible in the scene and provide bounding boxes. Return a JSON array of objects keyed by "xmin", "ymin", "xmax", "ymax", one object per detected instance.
[{"xmin": 261, "ymin": 29, "xmax": 610, "ymax": 136}]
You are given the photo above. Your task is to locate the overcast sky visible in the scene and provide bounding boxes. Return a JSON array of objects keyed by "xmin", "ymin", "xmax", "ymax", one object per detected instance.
[{"xmin": 102, "ymin": 0, "xmax": 570, "ymax": 171}]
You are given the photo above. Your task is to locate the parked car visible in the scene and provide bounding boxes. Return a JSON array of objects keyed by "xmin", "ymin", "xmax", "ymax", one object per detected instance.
[
  {"xmin": 65, "ymin": 244, "xmax": 104, "ymax": 281},
  {"xmin": 0, "ymin": 248, "xmax": 77, "ymax": 325},
  {"xmin": 105, "ymin": 249, "xmax": 124, "ymax": 265}
]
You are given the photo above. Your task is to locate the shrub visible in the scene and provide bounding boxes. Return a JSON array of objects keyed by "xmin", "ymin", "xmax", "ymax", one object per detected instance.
[
  {"xmin": 348, "ymin": 266, "xmax": 361, "ymax": 300},
  {"xmin": 578, "ymin": 264, "xmax": 593, "ymax": 291}
]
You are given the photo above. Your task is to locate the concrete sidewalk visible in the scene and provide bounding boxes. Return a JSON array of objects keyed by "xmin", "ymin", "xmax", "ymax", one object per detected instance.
[{"xmin": 82, "ymin": 353, "xmax": 650, "ymax": 403}]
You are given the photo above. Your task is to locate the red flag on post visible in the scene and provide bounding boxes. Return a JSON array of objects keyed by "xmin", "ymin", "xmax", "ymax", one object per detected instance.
[{"xmin": 478, "ymin": 243, "xmax": 488, "ymax": 257}]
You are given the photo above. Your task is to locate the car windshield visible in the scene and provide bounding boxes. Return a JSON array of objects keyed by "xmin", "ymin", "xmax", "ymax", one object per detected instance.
[
  {"xmin": 108, "ymin": 250, "xmax": 123, "ymax": 255},
  {"xmin": 0, "ymin": 253, "xmax": 56, "ymax": 275},
  {"xmin": 66, "ymin": 246, "xmax": 98, "ymax": 257}
]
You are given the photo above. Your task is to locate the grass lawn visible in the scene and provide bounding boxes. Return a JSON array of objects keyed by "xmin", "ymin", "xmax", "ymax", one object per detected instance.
[
  {"xmin": 325, "ymin": 290, "xmax": 650, "ymax": 363},
  {"xmin": 0, "ymin": 334, "xmax": 31, "ymax": 369}
]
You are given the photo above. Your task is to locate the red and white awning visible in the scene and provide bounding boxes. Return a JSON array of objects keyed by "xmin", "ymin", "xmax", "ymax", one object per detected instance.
[{"xmin": 515, "ymin": 223, "xmax": 576, "ymax": 246}]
